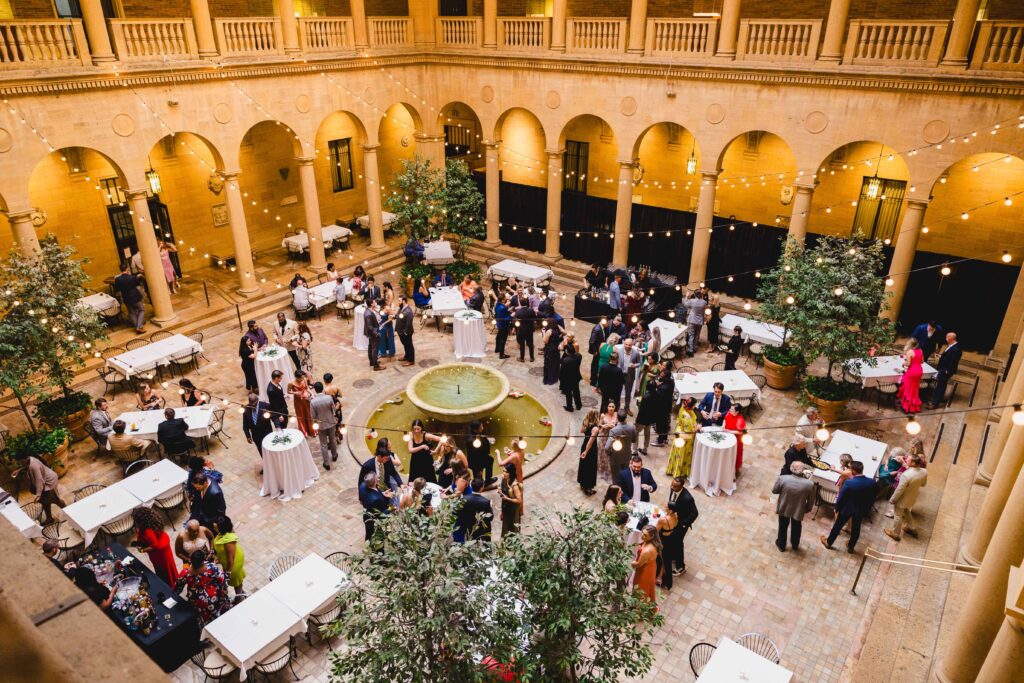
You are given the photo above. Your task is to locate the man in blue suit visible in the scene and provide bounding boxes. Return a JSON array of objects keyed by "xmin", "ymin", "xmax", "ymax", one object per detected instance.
[
  {"xmin": 926, "ymin": 332, "xmax": 962, "ymax": 409},
  {"xmin": 618, "ymin": 455, "xmax": 658, "ymax": 503},
  {"xmin": 697, "ymin": 382, "xmax": 732, "ymax": 427},
  {"xmin": 358, "ymin": 471, "xmax": 392, "ymax": 541},
  {"xmin": 910, "ymin": 320, "xmax": 943, "ymax": 360},
  {"xmin": 821, "ymin": 461, "xmax": 876, "ymax": 553},
  {"xmin": 358, "ymin": 450, "xmax": 404, "ymax": 493}
]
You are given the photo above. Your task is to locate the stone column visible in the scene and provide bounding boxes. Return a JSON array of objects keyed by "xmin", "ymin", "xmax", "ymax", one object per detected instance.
[
  {"xmin": 7, "ymin": 210, "xmax": 40, "ymax": 259},
  {"xmin": 545, "ymin": 149, "xmax": 563, "ymax": 259},
  {"xmin": 483, "ymin": 0, "xmax": 497, "ymax": 49},
  {"xmin": 993, "ymin": 266, "xmax": 1024, "ymax": 359},
  {"xmin": 881, "ymin": 199, "xmax": 927, "ymax": 322},
  {"xmin": 715, "ymin": 0, "xmax": 742, "ymax": 59},
  {"xmin": 626, "ymin": 0, "xmax": 649, "ymax": 54},
  {"xmin": 278, "ymin": 0, "xmax": 300, "ymax": 54},
  {"xmin": 979, "ymin": 337, "xmax": 1024, "ymax": 485},
  {"xmin": 351, "ymin": 0, "xmax": 369, "ymax": 50},
  {"xmin": 79, "ymin": 0, "xmax": 115, "ymax": 62},
  {"xmin": 787, "ymin": 183, "xmax": 815, "ymax": 246},
  {"xmin": 362, "ymin": 144, "xmax": 387, "ymax": 252},
  {"xmin": 612, "ymin": 161, "xmax": 634, "ymax": 267},
  {"xmin": 189, "ymin": 0, "xmax": 217, "ymax": 57},
  {"xmin": 941, "ymin": 0, "xmax": 983, "ymax": 67},
  {"xmin": 819, "ymin": 0, "xmax": 851, "ymax": 62},
  {"xmin": 221, "ymin": 172, "xmax": 259, "ymax": 295},
  {"xmin": 975, "ymin": 566, "xmax": 1024, "ymax": 682},
  {"xmin": 126, "ymin": 189, "xmax": 176, "ymax": 323},
  {"xmin": 551, "ymin": 0, "xmax": 568, "ymax": 52},
  {"xmin": 414, "ymin": 133, "xmax": 446, "ymax": 175},
  {"xmin": 484, "ymin": 141, "xmax": 501, "ymax": 245},
  {"xmin": 937, "ymin": 463, "xmax": 1024, "ymax": 683},
  {"xmin": 295, "ymin": 157, "xmax": 325, "ymax": 272},
  {"xmin": 689, "ymin": 172, "xmax": 718, "ymax": 285}
]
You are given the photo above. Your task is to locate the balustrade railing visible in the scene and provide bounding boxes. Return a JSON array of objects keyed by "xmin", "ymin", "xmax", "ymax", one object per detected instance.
[
  {"xmin": 566, "ymin": 17, "xmax": 628, "ymax": 54},
  {"xmin": 737, "ymin": 19, "xmax": 821, "ymax": 62},
  {"xmin": 971, "ymin": 21, "xmax": 1024, "ymax": 72},
  {"xmin": 110, "ymin": 19, "xmax": 198, "ymax": 62},
  {"xmin": 368, "ymin": 17, "xmax": 412, "ymax": 48},
  {"xmin": 298, "ymin": 17, "xmax": 354, "ymax": 53},
  {"xmin": 0, "ymin": 20, "xmax": 91, "ymax": 68},
  {"xmin": 436, "ymin": 17, "xmax": 481, "ymax": 48},
  {"xmin": 645, "ymin": 18, "xmax": 717, "ymax": 57},
  {"xmin": 843, "ymin": 20, "xmax": 949, "ymax": 67},
  {"xmin": 214, "ymin": 17, "xmax": 282, "ymax": 56},
  {"xmin": 497, "ymin": 17, "xmax": 550, "ymax": 51}
]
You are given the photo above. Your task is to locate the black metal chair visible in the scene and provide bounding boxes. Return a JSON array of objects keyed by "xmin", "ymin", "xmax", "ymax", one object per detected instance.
[
  {"xmin": 125, "ymin": 338, "xmax": 151, "ymax": 351},
  {"xmin": 150, "ymin": 330, "xmax": 173, "ymax": 342},
  {"xmin": 252, "ymin": 637, "xmax": 298, "ymax": 682},
  {"xmin": 677, "ymin": 365, "xmax": 698, "ymax": 374},
  {"xmin": 73, "ymin": 483, "xmax": 106, "ymax": 502},
  {"xmin": 812, "ymin": 484, "xmax": 838, "ymax": 519},
  {"xmin": 747, "ymin": 342, "xmax": 764, "ymax": 368},
  {"xmin": 21, "ymin": 501, "xmax": 42, "ymax": 522},
  {"xmin": 114, "ymin": 445, "xmax": 146, "ymax": 476},
  {"xmin": 689, "ymin": 642, "xmax": 717, "ymax": 677},
  {"xmin": 154, "ymin": 482, "xmax": 188, "ymax": 526},
  {"xmin": 191, "ymin": 643, "xmax": 239, "ymax": 682},
  {"xmin": 42, "ymin": 521, "xmax": 85, "ymax": 560},
  {"xmin": 208, "ymin": 408, "xmax": 229, "ymax": 450},
  {"xmin": 267, "ymin": 553, "xmax": 303, "ymax": 582},
  {"xmin": 736, "ymin": 632, "xmax": 781, "ymax": 664},
  {"xmin": 123, "ymin": 459, "xmax": 151, "ymax": 477},
  {"xmin": 711, "ymin": 362, "xmax": 726, "ymax": 372},
  {"xmin": 875, "ymin": 382, "xmax": 899, "ymax": 409}
]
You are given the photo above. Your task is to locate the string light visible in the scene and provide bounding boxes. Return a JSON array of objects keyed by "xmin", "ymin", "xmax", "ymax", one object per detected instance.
[
  {"xmin": 906, "ymin": 416, "xmax": 921, "ymax": 435},
  {"xmin": 1013, "ymin": 405, "xmax": 1024, "ymax": 426},
  {"xmin": 815, "ymin": 426, "xmax": 830, "ymax": 442}
]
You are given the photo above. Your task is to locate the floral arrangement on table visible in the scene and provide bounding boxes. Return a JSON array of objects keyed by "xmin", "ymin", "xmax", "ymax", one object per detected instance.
[
  {"xmin": 261, "ymin": 347, "xmax": 280, "ymax": 359},
  {"xmin": 270, "ymin": 433, "xmax": 293, "ymax": 447},
  {"xmin": 704, "ymin": 431, "xmax": 727, "ymax": 444}
]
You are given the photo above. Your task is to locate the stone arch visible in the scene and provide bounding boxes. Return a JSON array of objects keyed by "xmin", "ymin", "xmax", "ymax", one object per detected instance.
[
  {"xmin": 712, "ymin": 130, "xmax": 798, "ymax": 230},
  {"xmin": 437, "ymin": 101, "xmax": 484, "ymax": 162},
  {"xmin": 630, "ymin": 122, "xmax": 704, "ymax": 198},
  {"xmin": 140, "ymin": 130, "xmax": 225, "ymax": 174},
  {"xmin": 557, "ymin": 114, "xmax": 619, "ymax": 199},
  {"xmin": 493, "ymin": 107, "xmax": 548, "ymax": 188}
]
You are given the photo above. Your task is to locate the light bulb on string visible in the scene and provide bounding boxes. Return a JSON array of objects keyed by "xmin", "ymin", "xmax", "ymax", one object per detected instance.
[
  {"xmin": 941, "ymin": 265, "xmax": 952, "ymax": 276},
  {"xmin": 518, "ymin": 439, "xmax": 527, "ymax": 449},
  {"xmin": 1013, "ymin": 405, "xmax": 1024, "ymax": 426},
  {"xmin": 673, "ymin": 434, "xmax": 684, "ymax": 448},
  {"xmin": 885, "ymin": 277, "xmax": 895, "ymax": 287},
  {"xmin": 566, "ymin": 436, "xmax": 576, "ymax": 446},
  {"xmin": 815, "ymin": 426, "xmax": 830, "ymax": 442},
  {"xmin": 473, "ymin": 437, "xmax": 482, "ymax": 448},
  {"xmin": 1002, "ymin": 252, "xmax": 1012, "ymax": 263},
  {"xmin": 906, "ymin": 417, "xmax": 921, "ymax": 435},
  {"xmin": 612, "ymin": 439, "xmax": 623, "ymax": 452}
]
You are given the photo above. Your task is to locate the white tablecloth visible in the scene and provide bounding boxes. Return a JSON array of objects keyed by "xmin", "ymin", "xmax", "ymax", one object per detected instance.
[
  {"xmin": 260, "ymin": 429, "xmax": 320, "ymax": 502},
  {"xmin": 674, "ymin": 370, "xmax": 761, "ymax": 402},
  {"xmin": 62, "ymin": 485, "xmax": 141, "ymax": 546},
  {"xmin": 115, "ymin": 406, "xmax": 216, "ymax": 442},
  {"xmin": 453, "ymin": 309, "xmax": 487, "ymax": 358},
  {"xmin": 423, "ymin": 240, "xmax": 454, "ymax": 265},
  {"xmin": 720, "ymin": 313, "xmax": 788, "ymax": 347},
  {"xmin": 353, "ymin": 304, "xmax": 367, "ymax": 350},
  {"xmin": 813, "ymin": 429, "xmax": 888, "ymax": 488},
  {"xmin": 281, "ymin": 225, "xmax": 352, "ymax": 253},
  {"xmin": 356, "ymin": 211, "xmax": 397, "ymax": 229},
  {"xmin": 106, "ymin": 334, "xmax": 203, "ymax": 378},
  {"xmin": 1, "ymin": 494, "xmax": 42, "ymax": 538},
  {"xmin": 264, "ymin": 554, "xmax": 348, "ymax": 620},
  {"xmin": 78, "ymin": 292, "xmax": 120, "ymax": 315},
  {"xmin": 119, "ymin": 459, "xmax": 189, "ymax": 506},
  {"xmin": 688, "ymin": 428, "xmax": 738, "ymax": 497},
  {"xmin": 625, "ymin": 501, "xmax": 663, "ymax": 545},
  {"xmin": 308, "ymin": 278, "xmax": 354, "ymax": 309},
  {"xmin": 846, "ymin": 355, "xmax": 938, "ymax": 387},
  {"xmin": 255, "ymin": 347, "xmax": 294, "ymax": 402},
  {"xmin": 428, "ymin": 287, "xmax": 467, "ymax": 316},
  {"xmin": 698, "ymin": 637, "xmax": 794, "ymax": 683},
  {"xmin": 487, "ymin": 259, "xmax": 553, "ymax": 285},
  {"xmin": 202, "ymin": 588, "xmax": 306, "ymax": 682},
  {"xmin": 649, "ymin": 318, "xmax": 687, "ymax": 349}
]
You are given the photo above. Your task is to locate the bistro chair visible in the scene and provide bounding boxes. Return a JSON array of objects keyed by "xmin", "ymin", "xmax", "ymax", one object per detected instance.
[
  {"xmin": 125, "ymin": 338, "xmax": 151, "ymax": 352},
  {"xmin": 252, "ymin": 637, "xmax": 299, "ymax": 682},
  {"xmin": 677, "ymin": 365, "xmax": 698, "ymax": 375},
  {"xmin": 150, "ymin": 330, "xmax": 173, "ymax": 342},
  {"xmin": 20, "ymin": 501, "xmax": 42, "ymax": 522},
  {"xmin": 875, "ymin": 382, "xmax": 899, "ymax": 409},
  {"xmin": 336, "ymin": 299, "xmax": 355, "ymax": 320},
  {"xmin": 123, "ymin": 459, "xmax": 151, "ymax": 478},
  {"xmin": 267, "ymin": 553, "xmax": 303, "ymax": 582},
  {"xmin": 689, "ymin": 641, "xmax": 717, "ymax": 677},
  {"xmin": 73, "ymin": 483, "xmax": 106, "ymax": 502},
  {"xmin": 154, "ymin": 482, "xmax": 188, "ymax": 526},
  {"xmin": 811, "ymin": 484, "xmax": 838, "ymax": 520},
  {"xmin": 747, "ymin": 342, "xmax": 764, "ymax": 368},
  {"xmin": 711, "ymin": 362, "xmax": 726, "ymax": 372},
  {"xmin": 114, "ymin": 445, "xmax": 145, "ymax": 476},
  {"xmin": 42, "ymin": 521, "xmax": 85, "ymax": 561},
  {"xmin": 208, "ymin": 409, "xmax": 229, "ymax": 450},
  {"xmin": 294, "ymin": 301, "xmax": 318, "ymax": 321},
  {"xmin": 101, "ymin": 511, "xmax": 136, "ymax": 545},
  {"xmin": 736, "ymin": 632, "xmax": 782, "ymax": 664},
  {"xmin": 188, "ymin": 332, "xmax": 209, "ymax": 365},
  {"xmin": 82, "ymin": 422, "xmax": 107, "ymax": 460},
  {"xmin": 191, "ymin": 643, "xmax": 239, "ymax": 683}
]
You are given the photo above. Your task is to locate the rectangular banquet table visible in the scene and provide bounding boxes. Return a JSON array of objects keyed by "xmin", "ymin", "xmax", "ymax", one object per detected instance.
[
  {"xmin": 648, "ymin": 318, "xmax": 687, "ymax": 349},
  {"xmin": 202, "ymin": 587, "xmax": 306, "ymax": 681},
  {"xmin": 119, "ymin": 459, "xmax": 189, "ymax": 506},
  {"xmin": 720, "ymin": 313, "xmax": 788, "ymax": 347},
  {"xmin": 813, "ymin": 429, "xmax": 888, "ymax": 488},
  {"xmin": 487, "ymin": 259, "xmax": 553, "ymax": 285},
  {"xmin": 308, "ymin": 277, "xmax": 354, "ymax": 309},
  {"xmin": 697, "ymin": 637, "xmax": 794, "ymax": 682},
  {"xmin": 281, "ymin": 225, "xmax": 352, "ymax": 253},
  {"xmin": 673, "ymin": 369, "xmax": 761, "ymax": 402},
  {"xmin": 106, "ymin": 334, "xmax": 203, "ymax": 378},
  {"xmin": 423, "ymin": 240, "xmax": 454, "ymax": 265},
  {"xmin": 1, "ymin": 489, "xmax": 42, "ymax": 538},
  {"xmin": 263, "ymin": 554, "xmax": 348, "ymax": 621},
  {"xmin": 356, "ymin": 211, "xmax": 397, "ymax": 229},
  {"xmin": 429, "ymin": 286, "xmax": 468, "ymax": 316},
  {"xmin": 573, "ymin": 291, "xmax": 616, "ymax": 324},
  {"xmin": 78, "ymin": 292, "xmax": 120, "ymax": 316},
  {"xmin": 63, "ymin": 484, "xmax": 145, "ymax": 546},
  {"xmin": 846, "ymin": 355, "xmax": 937, "ymax": 388},
  {"xmin": 115, "ymin": 406, "xmax": 216, "ymax": 442}
]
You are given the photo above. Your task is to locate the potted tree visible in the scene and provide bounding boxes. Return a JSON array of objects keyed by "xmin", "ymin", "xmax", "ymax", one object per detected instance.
[
  {"xmin": 756, "ymin": 240, "xmax": 805, "ymax": 389},
  {"xmin": 3, "ymin": 427, "xmax": 71, "ymax": 478},
  {"xmin": 770, "ymin": 235, "xmax": 895, "ymax": 422}
]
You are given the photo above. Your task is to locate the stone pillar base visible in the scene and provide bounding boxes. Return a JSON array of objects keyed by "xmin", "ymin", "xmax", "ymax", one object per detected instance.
[
  {"xmin": 958, "ymin": 542, "xmax": 982, "ymax": 568},
  {"xmin": 367, "ymin": 244, "xmax": 388, "ymax": 253},
  {"xmin": 238, "ymin": 285, "xmax": 260, "ymax": 296},
  {"xmin": 975, "ymin": 469, "xmax": 993, "ymax": 487},
  {"xmin": 544, "ymin": 252, "xmax": 562, "ymax": 261},
  {"xmin": 309, "ymin": 264, "xmax": 326, "ymax": 273},
  {"xmin": 151, "ymin": 314, "xmax": 178, "ymax": 326},
  {"xmin": 484, "ymin": 239, "xmax": 502, "ymax": 246}
]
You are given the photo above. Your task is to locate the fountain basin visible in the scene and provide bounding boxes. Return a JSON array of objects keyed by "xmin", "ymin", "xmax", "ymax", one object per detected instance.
[{"xmin": 406, "ymin": 363, "xmax": 511, "ymax": 424}]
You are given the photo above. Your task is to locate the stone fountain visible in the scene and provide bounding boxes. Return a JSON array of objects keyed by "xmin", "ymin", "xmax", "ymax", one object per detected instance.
[{"xmin": 406, "ymin": 362, "xmax": 511, "ymax": 423}]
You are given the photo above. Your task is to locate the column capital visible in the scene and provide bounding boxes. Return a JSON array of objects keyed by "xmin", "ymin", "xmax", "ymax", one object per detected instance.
[
  {"xmin": 701, "ymin": 170, "xmax": 720, "ymax": 182},
  {"xmin": 219, "ymin": 169, "xmax": 241, "ymax": 181},
  {"xmin": 295, "ymin": 156, "xmax": 316, "ymax": 166},
  {"xmin": 4, "ymin": 208, "xmax": 36, "ymax": 223},
  {"xmin": 413, "ymin": 132, "xmax": 445, "ymax": 143},
  {"xmin": 618, "ymin": 160, "xmax": 636, "ymax": 170},
  {"xmin": 546, "ymin": 148, "xmax": 565, "ymax": 158},
  {"xmin": 482, "ymin": 139, "xmax": 502, "ymax": 149},
  {"xmin": 361, "ymin": 143, "xmax": 380, "ymax": 153},
  {"xmin": 906, "ymin": 198, "xmax": 930, "ymax": 210},
  {"xmin": 794, "ymin": 182, "xmax": 817, "ymax": 193},
  {"xmin": 125, "ymin": 187, "xmax": 150, "ymax": 200}
]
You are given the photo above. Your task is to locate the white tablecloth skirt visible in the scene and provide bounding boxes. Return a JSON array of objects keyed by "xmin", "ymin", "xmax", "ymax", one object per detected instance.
[
  {"xmin": 1, "ymin": 499, "xmax": 42, "ymax": 539},
  {"xmin": 453, "ymin": 313, "xmax": 487, "ymax": 358},
  {"xmin": 255, "ymin": 347, "xmax": 295, "ymax": 402},
  {"xmin": 688, "ymin": 431, "xmax": 738, "ymax": 497},
  {"xmin": 353, "ymin": 304, "xmax": 367, "ymax": 350},
  {"xmin": 260, "ymin": 430, "xmax": 320, "ymax": 502}
]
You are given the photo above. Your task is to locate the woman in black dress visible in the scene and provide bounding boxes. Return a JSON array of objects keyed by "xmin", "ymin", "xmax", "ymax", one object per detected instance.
[
  {"xmin": 559, "ymin": 338, "xmax": 583, "ymax": 411},
  {"xmin": 239, "ymin": 335, "xmax": 258, "ymax": 392},
  {"xmin": 706, "ymin": 293, "xmax": 721, "ymax": 350},
  {"xmin": 541, "ymin": 312, "xmax": 563, "ymax": 385},
  {"xmin": 577, "ymin": 409, "xmax": 600, "ymax": 495},
  {"xmin": 407, "ymin": 419, "xmax": 440, "ymax": 484}
]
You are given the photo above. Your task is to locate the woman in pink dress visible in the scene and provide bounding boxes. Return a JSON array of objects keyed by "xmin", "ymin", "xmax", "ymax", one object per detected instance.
[
  {"xmin": 898, "ymin": 338, "xmax": 924, "ymax": 413},
  {"xmin": 159, "ymin": 241, "xmax": 178, "ymax": 292}
]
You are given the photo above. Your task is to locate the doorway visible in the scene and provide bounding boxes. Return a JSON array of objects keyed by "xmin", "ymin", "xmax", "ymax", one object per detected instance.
[
  {"xmin": 852, "ymin": 176, "xmax": 906, "ymax": 242},
  {"xmin": 439, "ymin": 0, "xmax": 468, "ymax": 16},
  {"xmin": 106, "ymin": 194, "xmax": 182, "ymax": 278}
]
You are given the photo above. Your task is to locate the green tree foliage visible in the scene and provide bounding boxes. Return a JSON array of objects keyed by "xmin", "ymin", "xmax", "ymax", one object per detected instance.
[{"xmin": 443, "ymin": 159, "xmax": 486, "ymax": 260}]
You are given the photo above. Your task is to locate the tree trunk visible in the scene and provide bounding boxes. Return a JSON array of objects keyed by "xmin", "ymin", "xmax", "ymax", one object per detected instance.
[{"xmin": 13, "ymin": 389, "xmax": 36, "ymax": 434}]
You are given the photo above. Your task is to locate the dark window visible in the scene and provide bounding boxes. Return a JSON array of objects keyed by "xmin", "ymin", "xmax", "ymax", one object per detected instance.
[
  {"xmin": 852, "ymin": 177, "xmax": 906, "ymax": 242},
  {"xmin": 328, "ymin": 138, "xmax": 354, "ymax": 192},
  {"xmin": 54, "ymin": 0, "xmax": 117, "ymax": 18},
  {"xmin": 444, "ymin": 124, "xmax": 473, "ymax": 158},
  {"xmin": 101, "ymin": 177, "xmax": 126, "ymax": 206},
  {"xmin": 563, "ymin": 140, "xmax": 588, "ymax": 194}
]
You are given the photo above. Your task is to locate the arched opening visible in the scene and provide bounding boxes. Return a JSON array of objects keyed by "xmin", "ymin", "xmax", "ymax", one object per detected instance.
[
  {"xmin": 494, "ymin": 106, "xmax": 547, "ymax": 190},
  {"xmin": 377, "ymin": 102, "xmax": 425, "ymax": 194},
  {"xmin": 313, "ymin": 110, "xmax": 370, "ymax": 256},
  {"xmin": 437, "ymin": 101, "xmax": 483, "ymax": 169}
]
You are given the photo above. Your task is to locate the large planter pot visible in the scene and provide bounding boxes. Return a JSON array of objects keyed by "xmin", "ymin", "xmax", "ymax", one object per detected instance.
[
  {"xmin": 763, "ymin": 358, "xmax": 799, "ymax": 390},
  {"xmin": 58, "ymin": 407, "xmax": 91, "ymax": 443},
  {"xmin": 42, "ymin": 435, "xmax": 71, "ymax": 478},
  {"xmin": 806, "ymin": 392, "xmax": 848, "ymax": 424}
]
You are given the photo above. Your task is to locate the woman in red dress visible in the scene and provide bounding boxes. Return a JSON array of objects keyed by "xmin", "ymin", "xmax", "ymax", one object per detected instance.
[
  {"xmin": 723, "ymin": 404, "xmax": 748, "ymax": 477},
  {"xmin": 631, "ymin": 525, "xmax": 661, "ymax": 610},
  {"xmin": 898, "ymin": 338, "xmax": 924, "ymax": 414},
  {"xmin": 131, "ymin": 507, "xmax": 178, "ymax": 586},
  {"xmin": 288, "ymin": 370, "xmax": 314, "ymax": 435}
]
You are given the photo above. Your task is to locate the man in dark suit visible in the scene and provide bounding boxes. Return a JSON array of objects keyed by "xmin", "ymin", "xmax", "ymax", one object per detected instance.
[
  {"xmin": 188, "ymin": 472, "xmax": 226, "ymax": 528},
  {"xmin": 358, "ymin": 471, "xmax": 392, "ymax": 541},
  {"xmin": 358, "ymin": 450, "xmax": 403, "ymax": 493},
  {"xmin": 780, "ymin": 438, "xmax": 814, "ymax": 475},
  {"xmin": 455, "ymin": 478, "xmax": 494, "ymax": 543},
  {"xmin": 113, "ymin": 261, "xmax": 146, "ymax": 333},
  {"xmin": 467, "ymin": 285, "xmax": 485, "ymax": 312},
  {"xmin": 664, "ymin": 476, "xmax": 698, "ymax": 584},
  {"xmin": 821, "ymin": 461, "xmax": 876, "ymax": 553},
  {"xmin": 618, "ymin": 455, "xmax": 658, "ymax": 503},
  {"xmin": 364, "ymin": 299, "xmax": 383, "ymax": 371},
  {"xmin": 266, "ymin": 369, "xmax": 289, "ymax": 428},
  {"xmin": 395, "ymin": 296, "xmax": 416, "ymax": 366},
  {"xmin": 911, "ymin": 320, "xmax": 943, "ymax": 360},
  {"xmin": 588, "ymin": 318, "xmax": 610, "ymax": 386},
  {"xmin": 514, "ymin": 304, "xmax": 536, "ymax": 362},
  {"xmin": 157, "ymin": 407, "xmax": 194, "ymax": 459},
  {"xmin": 242, "ymin": 392, "xmax": 275, "ymax": 456},
  {"xmin": 494, "ymin": 294, "xmax": 512, "ymax": 359},
  {"xmin": 597, "ymin": 354, "xmax": 625, "ymax": 413},
  {"xmin": 697, "ymin": 382, "xmax": 732, "ymax": 427},
  {"xmin": 927, "ymin": 332, "xmax": 962, "ymax": 409},
  {"xmin": 362, "ymin": 275, "xmax": 382, "ymax": 307}
]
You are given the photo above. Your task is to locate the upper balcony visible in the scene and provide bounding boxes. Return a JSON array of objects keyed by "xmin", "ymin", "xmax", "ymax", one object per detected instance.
[{"xmin": 0, "ymin": 0, "xmax": 1021, "ymax": 84}]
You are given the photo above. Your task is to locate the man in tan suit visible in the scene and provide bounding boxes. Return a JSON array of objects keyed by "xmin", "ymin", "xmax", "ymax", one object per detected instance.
[
  {"xmin": 885, "ymin": 454, "xmax": 928, "ymax": 541},
  {"xmin": 107, "ymin": 420, "xmax": 157, "ymax": 459},
  {"xmin": 273, "ymin": 311, "xmax": 301, "ymax": 370}
]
